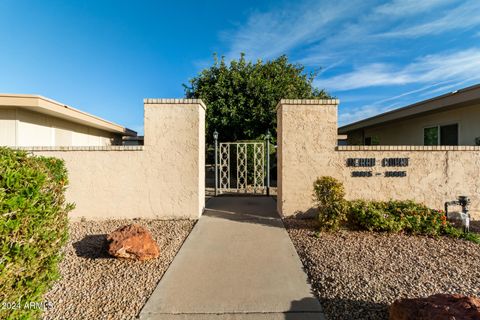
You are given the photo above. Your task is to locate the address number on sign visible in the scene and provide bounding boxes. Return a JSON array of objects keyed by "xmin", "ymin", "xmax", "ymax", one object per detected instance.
[
  {"xmin": 351, "ymin": 171, "xmax": 373, "ymax": 177},
  {"xmin": 385, "ymin": 171, "xmax": 407, "ymax": 177}
]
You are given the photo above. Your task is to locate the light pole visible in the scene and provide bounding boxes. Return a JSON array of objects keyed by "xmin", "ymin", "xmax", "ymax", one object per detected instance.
[
  {"xmin": 213, "ymin": 130, "xmax": 219, "ymax": 196},
  {"xmin": 265, "ymin": 130, "xmax": 271, "ymax": 196}
]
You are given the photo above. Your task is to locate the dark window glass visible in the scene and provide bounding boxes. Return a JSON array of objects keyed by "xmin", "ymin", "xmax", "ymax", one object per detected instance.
[
  {"xmin": 440, "ymin": 124, "xmax": 458, "ymax": 145},
  {"xmin": 424, "ymin": 127, "xmax": 438, "ymax": 145}
]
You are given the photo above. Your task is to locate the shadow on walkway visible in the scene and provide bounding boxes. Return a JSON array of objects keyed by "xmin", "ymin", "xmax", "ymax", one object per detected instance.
[
  {"xmin": 284, "ymin": 297, "xmax": 326, "ymax": 320},
  {"xmin": 204, "ymin": 196, "xmax": 283, "ymax": 228}
]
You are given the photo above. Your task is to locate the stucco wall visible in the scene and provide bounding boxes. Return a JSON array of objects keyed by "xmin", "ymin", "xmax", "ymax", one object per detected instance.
[
  {"xmin": 277, "ymin": 100, "xmax": 480, "ymax": 218},
  {"xmin": 349, "ymin": 103, "xmax": 480, "ymax": 146},
  {"xmin": 28, "ymin": 99, "xmax": 206, "ymax": 220}
]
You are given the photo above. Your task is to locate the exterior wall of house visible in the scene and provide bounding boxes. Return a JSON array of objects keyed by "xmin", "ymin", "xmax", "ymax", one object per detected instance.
[
  {"xmin": 0, "ymin": 109, "xmax": 16, "ymax": 146},
  {"xmin": 277, "ymin": 100, "xmax": 480, "ymax": 219},
  {"xmin": 347, "ymin": 103, "xmax": 480, "ymax": 146},
  {"xmin": 0, "ymin": 108, "xmax": 119, "ymax": 147},
  {"xmin": 26, "ymin": 99, "xmax": 206, "ymax": 220}
]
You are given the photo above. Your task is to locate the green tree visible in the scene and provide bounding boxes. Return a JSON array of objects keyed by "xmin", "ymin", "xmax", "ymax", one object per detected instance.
[{"xmin": 184, "ymin": 53, "xmax": 330, "ymax": 143}]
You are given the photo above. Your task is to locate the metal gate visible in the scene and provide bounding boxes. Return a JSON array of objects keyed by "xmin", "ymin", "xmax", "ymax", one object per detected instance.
[{"xmin": 213, "ymin": 132, "xmax": 271, "ymax": 195}]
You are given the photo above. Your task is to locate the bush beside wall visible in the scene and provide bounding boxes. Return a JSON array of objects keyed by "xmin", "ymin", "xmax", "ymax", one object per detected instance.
[
  {"xmin": 0, "ymin": 148, "xmax": 74, "ymax": 320},
  {"xmin": 313, "ymin": 176, "xmax": 348, "ymax": 231},
  {"xmin": 313, "ymin": 176, "xmax": 480, "ymax": 243},
  {"xmin": 348, "ymin": 200, "xmax": 447, "ymax": 236}
]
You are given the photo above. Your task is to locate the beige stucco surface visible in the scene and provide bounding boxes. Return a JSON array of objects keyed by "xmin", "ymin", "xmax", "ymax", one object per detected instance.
[
  {"xmin": 348, "ymin": 103, "xmax": 480, "ymax": 146},
  {"xmin": 32, "ymin": 100, "xmax": 205, "ymax": 220},
  {"xmin": 277, "ymin": 100, "xmax": 480, "ymax": 218}
]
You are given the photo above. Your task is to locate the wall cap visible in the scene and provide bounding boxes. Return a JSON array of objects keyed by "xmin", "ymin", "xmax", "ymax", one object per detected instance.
[
  {"xmin": 143, "ymin": 98, "xmax": 206, "ymax": 110},
  {"xmin": 12, "ymin": 146, "xmax": 144, "ymax": 152},
  {"xmin": 276, "ymin": 99, "xmax": 339, "ymax": 110},
  {"xmin": 337, "ymin": 145, "xmax": 480, "ymax": 151}
]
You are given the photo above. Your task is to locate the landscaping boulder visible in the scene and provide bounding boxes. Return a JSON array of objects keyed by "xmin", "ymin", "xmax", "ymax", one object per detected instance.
[
  {"xmin": 389, "ymin": 294, "xmax": 480, "ymax": 320},
  {"xmin": 106, "ymin": 224, "xmax": 160, "ymax": 261}
]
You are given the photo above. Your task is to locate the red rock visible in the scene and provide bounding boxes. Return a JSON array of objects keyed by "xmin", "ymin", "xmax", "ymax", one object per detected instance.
[
  {"xmin": 389, "ymin": 294, "xmax": 480, "ymax": 320},
  {"xmin": 106, "ymin": 224, "xmax": 160, "ymax": 261}
]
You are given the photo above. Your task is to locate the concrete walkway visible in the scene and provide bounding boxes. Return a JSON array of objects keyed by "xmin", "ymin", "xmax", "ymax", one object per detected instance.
[{"xmin": 139, "ymin": 196, "xmax": 324, "ymax": 320}]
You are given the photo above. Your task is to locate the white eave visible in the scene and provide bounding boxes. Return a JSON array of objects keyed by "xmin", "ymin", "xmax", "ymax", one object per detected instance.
[{"xmin": 0, "ymin": 94, "xmax": 137, "ymax": 136}]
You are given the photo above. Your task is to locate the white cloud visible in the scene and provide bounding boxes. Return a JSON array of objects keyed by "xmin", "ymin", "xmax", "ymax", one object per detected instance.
[
  {"xmin": 315, "ymin": 48, "xmax": 480, "ymax": 91},
  {"xmin": 372, "ymin": 80, "xmax": 454, "ymax": 104},
  {"xmin": 221, "ymin": 0, "xmax": 478, "ymax": 64},
  {"xmin": 339, "ymin": 102, "xmax": 402, "ymax": 126},
  {"xmin": 317, "ymin": 63, "xmax": 410, "ymax": 90},
  {"xmin": 222, "ymin": 0, "xmax": 370, "ymax": 61},
  {"xmin": 379, "ymin": 0, "xmax": 480, "ymax": 38},
  {"xmin": 301, "ymin": 0, "xmax": 472, "ymax": 66},
  {"xmin": 374, "ymin": 0, "xmax": 453, "ymax": 16},
  {"xmin": 232, "ymin": 0, "xmax": 465, "ymax": 63}
]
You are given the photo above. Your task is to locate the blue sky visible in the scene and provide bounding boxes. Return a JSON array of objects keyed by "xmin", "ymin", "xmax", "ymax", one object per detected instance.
[{"xmin": 1, "ymin": 0, "xmax": 479, "ymax": 134}]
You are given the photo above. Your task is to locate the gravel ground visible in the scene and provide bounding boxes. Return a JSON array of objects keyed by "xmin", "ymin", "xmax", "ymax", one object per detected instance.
[
  {"xmin": 42, "ymin": 219, "xmax": 195, "ymax": 320},
  {"xmin": 284, "ymin": 218, "xmax": 480, "ymax": 320}
]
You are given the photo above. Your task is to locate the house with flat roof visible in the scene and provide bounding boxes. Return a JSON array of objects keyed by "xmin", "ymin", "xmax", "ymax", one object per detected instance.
[
  {"xmin": 0, "ymin": 94, "xmax": 136, "ymax": 147},
  {"xmin": 339, "ymin": 84, "xmax": 480, "ymax": 146}
]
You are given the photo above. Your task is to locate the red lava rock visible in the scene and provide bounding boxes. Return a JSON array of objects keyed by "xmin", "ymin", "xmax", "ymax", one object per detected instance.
[
  {"xmin": 389, "ymin": 293, "xmax": 480, "ymax": 320},
  {"xmin": 106, "ymin": 224, "xmax": 160, "ymax": 261}
]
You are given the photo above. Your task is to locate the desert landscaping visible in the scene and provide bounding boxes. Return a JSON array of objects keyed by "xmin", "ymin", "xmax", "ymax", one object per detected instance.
[
  {"xmin": 285, "ymin": 218, "xmax": 480, "ymax": 320},
  {"xmin": 42, "ymin": 219, "xmax": 194, "ymax": 320}
]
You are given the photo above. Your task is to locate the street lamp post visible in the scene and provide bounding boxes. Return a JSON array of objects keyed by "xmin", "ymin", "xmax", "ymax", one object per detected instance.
[
  {"xmin": 265, "ymin": 130, "xmax": 271, "ymax": 196},
  {"xmin": 213, "ymin": 130, "xmax": 219, "ymax": 196}
]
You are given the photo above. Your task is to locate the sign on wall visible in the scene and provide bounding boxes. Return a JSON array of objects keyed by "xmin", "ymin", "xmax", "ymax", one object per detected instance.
[{"xmin": 347, "ymin": 158, "xmax": 409, "ymax": 177}]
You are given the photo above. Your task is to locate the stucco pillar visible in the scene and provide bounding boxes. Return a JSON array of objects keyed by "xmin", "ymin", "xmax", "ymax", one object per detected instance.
[
  {"xmin": 276, "ymin": 99, "xmax": 340, "ymax": 217},
  {"xmin": 143, "ymin": 99, "xmax": 206, "ymax": 218}
]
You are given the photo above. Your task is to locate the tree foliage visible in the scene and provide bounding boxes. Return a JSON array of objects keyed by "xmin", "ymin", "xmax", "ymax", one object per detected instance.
[{"xmin": 184, "ymin": 53, "xmax": 330, "ymax": 143}]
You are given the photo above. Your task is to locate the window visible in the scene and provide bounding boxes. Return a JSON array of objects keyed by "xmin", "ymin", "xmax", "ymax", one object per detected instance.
[
  {"xmin": 364, "ymin": 136, "xmax": 379, "ymax": 145},
  {"xmin": 440, "ymin": 124, "xmax": 458, "ymax": 145},
  {"xmin": 423, "ymin": 124, "xmax": 458, "ymax": 146},
  {"xmin": 424, "ymin": 127, "xmax": 438, "ymax": 146}
]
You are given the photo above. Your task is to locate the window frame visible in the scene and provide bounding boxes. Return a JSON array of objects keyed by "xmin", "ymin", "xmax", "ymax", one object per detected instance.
[{"xmin": 423, "ymin": 122, "xmax": 459, "ymax": 146}]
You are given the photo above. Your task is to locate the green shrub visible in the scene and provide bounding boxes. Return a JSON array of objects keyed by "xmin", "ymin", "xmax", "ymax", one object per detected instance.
[
  {"xmin": 460, "ymin": 232, "xmax": 480, "ymax": 244},
  {"xmin": 348, "ymin": 200, "xmax": 447, "ymax": 236},
  {"xmin": 313, "ymin": 176, "xmax": 348, "ymax": 231},
  {"xmin": 0, "ymin": 148, "xmax": 74, "ymax": 320},
  {"xmin": 314, "ymin": 176, "xmax": 480, "ymax": 243},
  {"xmin": 348, "ymin": 200, "xmax": 404, "ymax": 233}
]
